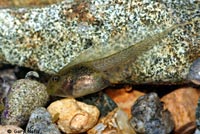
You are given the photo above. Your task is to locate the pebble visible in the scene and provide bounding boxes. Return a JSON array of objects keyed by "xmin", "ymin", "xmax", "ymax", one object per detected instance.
[
  {"xmin": 26, "ymin": 107, "xmax": 61, "ymax": 134},
  {"xmin": 1, "ymin": 79, "xmax": 49, "ymax": 126},
  {"xmin": 161, "ymin": 87, "xmax": 200, "ymax": 132},
  {"xmin": 88, "ymin": 108, "xmax": 136, "ymax": 134},
  {"xmin": 0, "ymin": 125, "xmax": 24, "ymax": 134},
  {"xmin": 187, "ymin": 57, "xmax": 200, "ymax": 85},
  {"xmin": 105, "ymin": 87, "xmax": 145, "ymax": 116},
  {"xmin": 47, "ymin": 98, "xmax": 100, "ymax": 133},
  {"xmin": 129, "ymin": 92, "xmax": 174, "ymax": 134},
  {"xmin": 77, "ymin": 92, "xmax": 117, "ymax": 117}
]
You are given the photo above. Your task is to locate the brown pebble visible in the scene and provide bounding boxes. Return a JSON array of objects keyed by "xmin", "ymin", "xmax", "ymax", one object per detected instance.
[
  {"xmin": 161, "ymin": 87, "xmax": 200, "ymax": 132},
  {"xmin": 105, "ymin": 88, "xmax": 145, "ymax": 117}
]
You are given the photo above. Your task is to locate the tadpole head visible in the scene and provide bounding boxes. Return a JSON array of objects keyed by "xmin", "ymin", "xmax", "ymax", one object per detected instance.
[
  {"xmin": 187, "ymin": 58, "xmax": 200, "ymax": 85},
  {"xmin": 47, "ymin": 65, "xmax": 110, "ymax": 98}
]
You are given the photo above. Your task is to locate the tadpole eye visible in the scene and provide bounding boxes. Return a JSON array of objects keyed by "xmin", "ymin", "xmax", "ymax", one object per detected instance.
[{"xmin": 52, "ymin": 76, "xmax": 60, "ymax": 82}]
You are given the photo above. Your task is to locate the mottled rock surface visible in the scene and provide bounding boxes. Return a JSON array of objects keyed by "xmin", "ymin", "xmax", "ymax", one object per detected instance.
[
  {"xmin": 1, "ymin": 79, "xmax": 49, "ymax": 126},
  {"xmin": 47, "ymin": 98, "xmax": 100, "ymax": 133},
  {"xmin": 0, "ymin": 1, "xmax": 198, "ymax": 86},
  {"xmin": 0, "ymin": 0, "xmax": 62, "ymax": 7},
  {"xmin": 0, "ymin": 66, "xmax": 17, "ymax": 113},
  {"xmin": 26, "ymin": 107, "xmax": 61, "ymax": 134},
  {"xmin": 129, "ymin": 92, "xmax": 174, "ymax": 134}
]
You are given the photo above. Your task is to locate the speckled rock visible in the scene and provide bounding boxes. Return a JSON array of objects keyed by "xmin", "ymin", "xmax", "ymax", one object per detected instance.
[
  {"xmin": 0, "ymin": 0, "xmax": 62, "ymax": 7},
  {"xmin": 26, "ymin": 107, "xmax": 61, "ymax": 134},
  {"xmin": 47, "ymin": 98, "xmax": 100, "ymax": 133},
  {"xmin": 129, "ymin": 92, "xmax": 174, "ymax": 134},
  {"xmin": 88, "ymin": 108, "xmax": 136, "ymax": 134},
  {"xmin": 0, "ymin": 125, "xmax": 24, "ymax": 134},
  {"xmin": 0, "ymin": 0, "xmax": 199, "ymax": 83},
  {"xmin": 77, "ymin": 92, "xmax": 117, "ymax": 117},
  {"xmin": 1, "ymin": 79, "xmax": 49, "ymax": 126},
  {"xmin": 0, "ymin": 66, "xmax": 17, "ymax": 113}
]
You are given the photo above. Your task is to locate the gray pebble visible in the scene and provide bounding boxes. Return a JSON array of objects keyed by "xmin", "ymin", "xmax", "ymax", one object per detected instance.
[
  {"xmin": 129, "ymin": 92, "xmax": 174, "ymax": 134},
  {"xmin": 187, "ymin": 58, "xmax": 200, "ymax": 85},
  {"xmin": 26, "ymin": 107, "xmax": 61, "ymax": 134},
  {"xmin": 1, "ymin": 79, "xmax": 49, "ymax": 126}
]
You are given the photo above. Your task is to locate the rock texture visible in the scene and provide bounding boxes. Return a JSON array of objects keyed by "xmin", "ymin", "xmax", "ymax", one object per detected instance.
[
  {"xmin": 0, "ymin": 0, "xmax": 62, "ymax": 7},
  {"xmin": 0, "ymin": 1, "xmax": 198, "ymax": 85},
  {"xmin": 47, "ymin": 98, "xmax": 100, "ymax": 133},
  {"xmin": 1, "ymin": 79, "xmax": 49, "ymax": 126},
  {"xmin": 161, "ymin": 87, "xmax": 200, "ymax": 132},
  {"xmin": 129, "ymin": 92, "xmax": 174, "ymax": 134},
  {"xmin": 26, "ymin": 107, "xmax": 61, "ymax": 134}
]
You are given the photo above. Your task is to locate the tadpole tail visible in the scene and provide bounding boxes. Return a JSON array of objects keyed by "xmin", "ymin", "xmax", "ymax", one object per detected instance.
[{"xmin": 89, "ymin": 19, "xmax": 199, "ymax": 72}]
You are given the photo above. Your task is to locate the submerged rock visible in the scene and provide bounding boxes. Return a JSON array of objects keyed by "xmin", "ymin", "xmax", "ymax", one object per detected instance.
[
  {"xmin": 88, "ymin": 108, "xmax": 136, "ymax": 134},
  {"xmin": 1, "ymin": 79, "xmax": 49, "ymax": 126},
  {"xmin": 26, "ymin": 107, "xmax": 61, "ymax": 134},
  {"xmin": 161, "ymin": 87, "xmax": 200, "ymax": 132},
  {"xmin": 47, "ymin": 98, "xmax": 100, "ymax": 133},
  {"xmin": 77, "ymin": 92, "xmax": 117, "ymax": 117},
  {"xmin": 0, "ymin": 1, "xmax": 199, "ymax": 82},
  {"xmin": 105, "ymin": 87, "xmax": 145, "ymax": 116},
  {"xmin": 129, "ymin": 92, "xmax": 174, "ymax": 134},
  {"xmin": 187, "ymin": 58, "xmax": 200, "ymax": 85}
]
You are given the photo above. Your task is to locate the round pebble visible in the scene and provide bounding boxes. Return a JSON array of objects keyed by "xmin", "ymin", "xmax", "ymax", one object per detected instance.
[
  {"xmin": 129, "ymin": 92, "xmax": 174, "ymax": 134},
  {"xmin": 1, "ymin": 79, "xmax": 49, "ymax": 126},
  {"xmin": 47, "ymin": 98, "xmax": 100, "ymax": 133}
]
